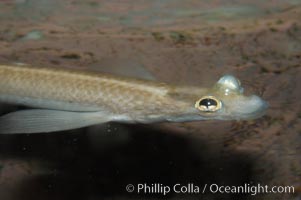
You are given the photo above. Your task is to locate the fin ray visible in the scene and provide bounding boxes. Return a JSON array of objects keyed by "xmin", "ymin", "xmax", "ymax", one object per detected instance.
[{"xmin": 0, "ymin": 109, "xmax": 110, "ymax": 134}]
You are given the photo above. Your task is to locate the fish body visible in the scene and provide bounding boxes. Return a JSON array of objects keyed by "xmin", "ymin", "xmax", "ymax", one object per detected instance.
[{"xmin": 0, "ymin": 64, "xmax": 268, "ymax": 133}]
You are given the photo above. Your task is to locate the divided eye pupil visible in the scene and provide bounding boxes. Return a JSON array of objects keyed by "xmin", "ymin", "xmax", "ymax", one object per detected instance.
[
  {"xmin": 195, "ymin": 96, "xmax": 221, "ymax": 112},
  {"xmin": 199, "ymin": 98, "xmax": 218, "ymax": 108}
]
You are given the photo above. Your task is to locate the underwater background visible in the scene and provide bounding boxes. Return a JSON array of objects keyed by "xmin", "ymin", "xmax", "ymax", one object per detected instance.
[{"xmin": 1, "ymin": 0, "xmax": 301, "ymax": 199}]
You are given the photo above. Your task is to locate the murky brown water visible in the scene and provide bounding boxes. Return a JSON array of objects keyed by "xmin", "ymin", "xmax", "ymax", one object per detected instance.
[{"xmin": 0, "ymin": 1, "xmax": 301, "ymax": 200}]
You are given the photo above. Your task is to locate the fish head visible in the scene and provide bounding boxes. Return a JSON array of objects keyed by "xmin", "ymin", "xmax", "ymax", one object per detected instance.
[{"xmin": 194, "ymin": 75, "xmax": 268, "ymax": 120}]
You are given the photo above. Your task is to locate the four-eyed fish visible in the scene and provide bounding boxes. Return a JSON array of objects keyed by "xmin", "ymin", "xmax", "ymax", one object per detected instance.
[{"xmin": 0, "ymin": 64, "xmax": 268, "ymax": 134}]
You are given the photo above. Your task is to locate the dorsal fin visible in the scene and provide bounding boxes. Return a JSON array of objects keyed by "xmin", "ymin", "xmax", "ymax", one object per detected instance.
[{"xmin": 90, "ymin": 58, "xmax": 156, "ymax": 80}]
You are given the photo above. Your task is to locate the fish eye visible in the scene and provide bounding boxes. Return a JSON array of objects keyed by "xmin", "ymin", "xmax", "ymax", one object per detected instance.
[{"xmin": 195, "ymin": 96, "xmax": 222, "ymax": 112}]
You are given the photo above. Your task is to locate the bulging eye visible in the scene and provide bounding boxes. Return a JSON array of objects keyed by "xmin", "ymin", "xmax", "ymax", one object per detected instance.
[{"xmin": 195, "ymin": 96, "xmax": 222, "ymax": 112}]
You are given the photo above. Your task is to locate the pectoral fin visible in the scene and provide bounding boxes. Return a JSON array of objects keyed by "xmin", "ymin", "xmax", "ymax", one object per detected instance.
[{"xmin": 0, "ymin": 109, "xmax": 110, "ymax": 134}]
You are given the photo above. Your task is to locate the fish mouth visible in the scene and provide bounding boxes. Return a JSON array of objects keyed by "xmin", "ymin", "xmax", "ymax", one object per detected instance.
[{"xmin": 225, "ymin": 95, "xmax": 268, "ymax": 120}]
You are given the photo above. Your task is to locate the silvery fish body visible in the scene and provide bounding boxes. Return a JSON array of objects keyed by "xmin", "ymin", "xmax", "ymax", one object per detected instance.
[{"xmin": 0, "ymin": 64, "xmax": 268, "ymax": 134}]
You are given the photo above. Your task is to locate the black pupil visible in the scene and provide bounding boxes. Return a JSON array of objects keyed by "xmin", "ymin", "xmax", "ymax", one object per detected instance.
[{"xmin": 199, "ymin": 98, "xmax": 217, "ymax": 108}]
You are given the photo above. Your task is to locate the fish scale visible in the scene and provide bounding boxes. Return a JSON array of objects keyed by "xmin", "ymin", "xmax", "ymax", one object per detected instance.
[{"xmin": 0, "ymin": 64, "xmax": 178, "ymax": 114}]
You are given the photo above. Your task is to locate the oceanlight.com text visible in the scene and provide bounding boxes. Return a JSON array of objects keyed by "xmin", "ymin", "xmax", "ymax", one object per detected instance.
[{"xmin": 125, "ymin": 183, "xmax": 295, "ymax": 196}]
